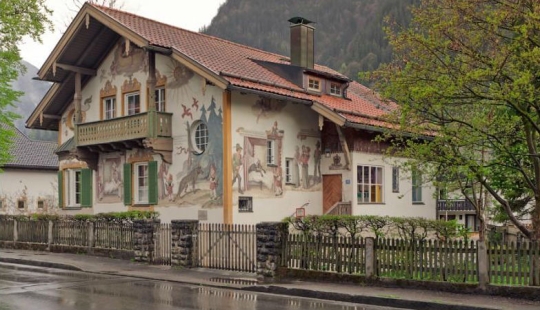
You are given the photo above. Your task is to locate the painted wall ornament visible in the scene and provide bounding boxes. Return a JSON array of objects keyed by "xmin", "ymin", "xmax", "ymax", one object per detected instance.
[
  {"xmin": 110, "ymin": 38, "xmax": 147, "ymax": 79},
  {"xmin": 96, "ymin": 154, "xmax": 124, "ymax": 203},
  {"xmin": 251, "ymin": 97, "xmax": 286, "ymax": 123}
]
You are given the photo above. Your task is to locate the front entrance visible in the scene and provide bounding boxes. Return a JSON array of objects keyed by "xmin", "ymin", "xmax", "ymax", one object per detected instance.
[{"xmin": 322, "ymin": 174, "xmax": 342, "ymax": 214}]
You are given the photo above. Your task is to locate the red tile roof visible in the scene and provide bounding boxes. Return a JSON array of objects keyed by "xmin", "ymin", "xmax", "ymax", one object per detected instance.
[{"xmin": 93, "ymin": 4, "xmax": 395, "ymax": 128}]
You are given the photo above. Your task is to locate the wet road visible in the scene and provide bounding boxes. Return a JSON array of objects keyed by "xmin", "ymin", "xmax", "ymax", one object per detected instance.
[{"xmin": 0, "ymin": 263, "xmax": 408, "ymax": 310}]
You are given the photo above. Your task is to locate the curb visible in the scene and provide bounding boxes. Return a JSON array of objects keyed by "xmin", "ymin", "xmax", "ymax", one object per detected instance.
[
  {"xmin": 245, "ymin": 286, "xmax": 496, "ymax": 310},
  {"xmin": 0, "ymin": 257, "xmax": 82, "ymax": 271}
]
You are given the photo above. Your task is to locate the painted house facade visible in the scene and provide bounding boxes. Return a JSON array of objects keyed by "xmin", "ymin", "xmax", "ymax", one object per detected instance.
[
  {"xmin": 0, "ymin": 126, "xmax": 58, "ymax": 215},
  {"xmin": 27, "ymin": 4, "xmax": 436, "ymax": 224}
]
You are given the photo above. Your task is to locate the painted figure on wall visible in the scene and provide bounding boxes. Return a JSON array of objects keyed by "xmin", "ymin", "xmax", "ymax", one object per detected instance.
[
  {"xmin": 293, "ymin": 146, "xmax": 301, "ymax": 188},
  {"xmin": 300, "ymin": 145, "xmax": 311, "ymax": 189},
  {"xmin": 209, "ymin": 163, "xmax": 218, "ymax": 200},
  {"xmin": 273, "ymin": 167, "xmax": 283, "ymax": 196},
  {"xmin": 97, "ymin": 155, "xmax": 123, "ymax": 202},
  {"xmin": 232, "ymin": 143, "xmax": 244, "ymax": 194},
  {"xmin": 165, "ymin": 173, "xmax": 174, "ymax": 201},
  {"xmin": 313, "ymin": 140, "xmax": 322, "ymax": 184}
]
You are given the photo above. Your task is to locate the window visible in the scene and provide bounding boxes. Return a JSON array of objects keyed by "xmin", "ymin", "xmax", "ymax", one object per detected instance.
[
  {"xmin": 125, "ymin": 92, "xmax": 140, "ymax": 115},
  {"xmin": 134, "ymin": 162, "xmax": 149, "ymax": 204},
  {"xmin": 17, "ymin": 199, "xmax": 26, "ymax": 209},
  {"xmin": 66, "ymin": 169, "xmax": 82, "ymax": 207},
  {"xmin": 238, "ymin": 196, "xmax": 253, "ymax": 212},
  {"xmin": 155, "ymin": 88, "xmax": 165, "ymax": 112},
  {"xmin": 191, "ymin": 121, "xmax": 208, "ymax": 154},
  {"xmin": 37, "ymin": 200, "xmax": 45, "ymax": 209},
  {"xmin": 308, "ymin": 78, "xmax": 321, "ymax": 91},
  {"xmin": 103, "ymin": 97, "xmax": 116, "ymax": 120},
  {"xmin": 267, "ymin": 140, "xmax": 276, "ymax": 165},
  {"xmin": 392, "ymin": 167, "xmax": 399, "ymax": 193},
  {"xmin": 412, "ymin": 169, "xmax": 423, "ymax": 203},
  {"xmin": 330, "ymin": 83, "xmax": 341, "ymax": 96},
  {"xmin": 0, "ymin": 199, "xmax": 3, "ymax": 209},
  {"xmin": 285, "ymin": 158, "xmax": 294, "ymax": 184},
  {"xmin": 357, "ymin": 165, "xmax": 383, "ymax": 203}
]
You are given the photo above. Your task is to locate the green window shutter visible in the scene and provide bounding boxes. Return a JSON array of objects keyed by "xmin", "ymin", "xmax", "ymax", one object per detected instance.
[
  {"xmin": 123, "ymin": 163, "xmax": 132, "ymax": 206},
  {"xmin": 58, "ymin": 171, "xmax": 63, "ymax": 208},
  {"xmin": 81, "ymin": 168, "xmax": 93, "ymax": 207},
  {"xmin": 148, "ymin": 161, "xmax": 158, "ymax": 205}
]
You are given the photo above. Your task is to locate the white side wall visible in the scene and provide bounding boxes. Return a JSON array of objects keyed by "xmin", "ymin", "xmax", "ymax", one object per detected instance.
[{"xmin": 0, "ymin": 169, "xmax": 57, "ymax": 214}]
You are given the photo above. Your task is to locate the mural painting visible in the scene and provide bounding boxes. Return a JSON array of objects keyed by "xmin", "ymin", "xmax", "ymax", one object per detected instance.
[
  {"xmin": 234, "ymin": 121, "xmax": 284, "ymax": 197},
  {"xmin": 96, "ymin": 154, "xmax": 124, "ymax": 203},
  {"xmin": 251, "ymin": 97, "xmax": 286, "ymax": 123},
  {"xmin": 110, "ymin": 38, "xmax": 147, "ymax": 79}
]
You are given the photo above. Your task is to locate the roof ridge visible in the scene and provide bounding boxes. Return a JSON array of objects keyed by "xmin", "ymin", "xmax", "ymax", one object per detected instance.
[{"xmin": 90, "ymin": 3, "xmax": 343, "ymax": 76}]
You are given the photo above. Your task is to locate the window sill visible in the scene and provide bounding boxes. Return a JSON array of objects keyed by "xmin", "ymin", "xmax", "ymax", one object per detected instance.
[
  {"xmin": 133, "ymin": 204, "xmax": 151, "ymax": 207},
  {"xmin": 64, "ymin": 206, "xmax": 82, "ymax": 210},
  {"xmin": 357, "ymin": 203, "xmax": 385, "ymax": 205},
  {"xmin": 412, "ymin": 202, "xmax": 425, "ymax": 205}
]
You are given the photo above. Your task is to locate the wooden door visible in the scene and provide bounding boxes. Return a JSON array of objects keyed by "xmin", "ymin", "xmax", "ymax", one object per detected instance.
[{"xmin": 323, "ymin": 174, "xmax": 342, "ymax": 214}]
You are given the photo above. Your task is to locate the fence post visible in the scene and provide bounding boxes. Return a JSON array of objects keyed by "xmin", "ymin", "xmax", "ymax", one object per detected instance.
[
  {"xmin": 133, "ymin": 219, "xmax": 156, "ymax": 263},
  {"xmin": 87, "ymin": 221, "xmax": 94, "ymax": 255},
  {"xmin": 47, "ymin": 220, "xmax": 53, "ymax": 251},
  {"xmin": 171, "ymin": 220, "xmax": 199, "ymax": 268},
  {"xmin": 365, "ymin": 237, "xmax": 376, "ymax": 278},
  {"xmin": 13, "ymin": 219, "xmax": 18, "ymax": 243},
  {"xmin": 256, "ymin": 222, "xmax": 289, "ymax": 282},
  {"xmin": 477, "ymin": 240, "xmax": 489, "ymax": 290}
]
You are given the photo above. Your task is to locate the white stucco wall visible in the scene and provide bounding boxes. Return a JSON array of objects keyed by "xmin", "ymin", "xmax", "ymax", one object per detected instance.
[{"xmin": 0, "ymin": 168, "xmax": 57, "ymax": 214}]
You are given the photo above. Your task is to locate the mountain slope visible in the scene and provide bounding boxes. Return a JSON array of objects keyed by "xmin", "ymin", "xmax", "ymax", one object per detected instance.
[{"xmin": 202, "ymin": 0, "xmax": 416, "ymax": 79}]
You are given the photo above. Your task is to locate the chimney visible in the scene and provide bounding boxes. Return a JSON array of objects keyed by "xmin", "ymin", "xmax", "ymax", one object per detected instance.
[{"xmin": 289, "ymin": 17, "xmax": 314, "ymax": 69}]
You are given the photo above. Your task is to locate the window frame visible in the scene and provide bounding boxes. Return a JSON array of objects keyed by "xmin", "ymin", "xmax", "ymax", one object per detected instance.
[
  {"xmin": 238, "ymin": 196, "xmax": 253, "ymax": 213},
  {"xmin": 17, "ymin": 199, "xmax": 26, "ymax": 210},
  {"xmin": 102, "ymin": 96, "xmax": 116, "ymax": 120},
  {"xmin": 37, "ymin": 199, "xmax": 45, "ymax": 209},
  {"xmin": 134, "ymin": 162, "xmax": 149, "ymax": 204},
  {"xmin": 392, "ymin": 166, "xmax": 400, "ymax": 193},
  {"xmin": 307, "ymin": 77, "xmax": 321, "ymax": 92},
  {"xmin": 267, "ymin": 139, "xmax": 277, "ymax": 166},
  {"xmin": 191, "ymin": 121, "xmax": 209, "ymax": 154},
  {"xmin": 412, "ymin": 169, "xmax": 423, "ymax": 203},
  {"xmin": 125, "ymin": 91, "xmax": 141, "ymax": 116},
  {"xmin": 285, "ymin": 157, "xmax": 294, "ymax": 184},
  {"xmin": 66, "ymin": 169, "xmax": 82, "ymax": 207},
  {"xmin": 329, "ymin": 83, "xmax": 342, "ymax": 96},
  {"xmin": 357, "ymin": 165, "xmax": 384, "ymax": 204},
  {"xmin": 155, "ymin": 87, "xmax": 166, "ymax": 112}
]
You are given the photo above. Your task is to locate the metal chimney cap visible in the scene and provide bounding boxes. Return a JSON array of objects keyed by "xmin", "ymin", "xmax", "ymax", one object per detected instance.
[{"xmin": 288, "ymin": 17, "xmax": 314, "ymax": 25}]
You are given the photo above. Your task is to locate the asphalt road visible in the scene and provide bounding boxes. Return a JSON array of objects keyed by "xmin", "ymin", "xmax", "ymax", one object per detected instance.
[{"xmin": 0, "ymin": 263, "xmax": 409, "ymax": 310}]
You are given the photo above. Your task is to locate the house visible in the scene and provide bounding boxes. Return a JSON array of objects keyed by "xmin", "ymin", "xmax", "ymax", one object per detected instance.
[
  {"xmin": 0, "ymin": 125, "xmax": 58, "ymax": 214},
  {"xmin": 26, "ymin": 4, "xmax": 437, "ymax": 224}
]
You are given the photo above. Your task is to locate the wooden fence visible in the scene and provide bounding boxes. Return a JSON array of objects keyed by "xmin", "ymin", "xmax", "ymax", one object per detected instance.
[
  {"xmin": 0, "ymin": 220, "xmax": 14, "ymax": 241},
  {"xmin": 283, "ymin": 234, "xmax": 366, "ymax": 274},
  {"xmin": 94, "ymin": 221, "xmax": 133, "ymax": 250},
  {"xmin": 153, "ymin": 223, "xmax": 171, "ymax": 265},
  {"xmin": 53, "ymin": 221, "xmax": 89, "ymax": 247},
  {"xmin": 17, "ymin": 221, "xmax": 48, "ymax": 243},
  {"xmin": 488, "ymin": 241, "xmax": 540, "ymax": 286},
  {"xmin": 197, "ymin": 223, "xmax": 257, "ymax": 273}
]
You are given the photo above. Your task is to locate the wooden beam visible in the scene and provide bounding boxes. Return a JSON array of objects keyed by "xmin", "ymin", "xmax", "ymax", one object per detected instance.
[
  {"xmin": 55, "ymin": 63, "xmax": 97, "ymax": 76},
  {"xmin": 42, "ymin": 114, "xmax": 61, "ymax": 120},
  {"xmin": 335, "ymin": 124, "xmax": 351, "ymax": 171},
  {"xmin": 222, "ymin": 90, "xmax": 233, "ymax": 224}
]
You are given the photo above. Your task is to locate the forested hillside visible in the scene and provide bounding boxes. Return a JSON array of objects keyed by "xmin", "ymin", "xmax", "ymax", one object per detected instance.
[{"xmin": 202, "ymin": 0, "xmax": 416, "ymax": 79}]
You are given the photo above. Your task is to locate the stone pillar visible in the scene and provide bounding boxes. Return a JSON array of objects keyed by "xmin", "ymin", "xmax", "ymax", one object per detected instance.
[
  {"xmin": 477, "ymin": 240, "xmax": 489, "ymax": 290},
  {"xmin": 133, "ymin": 219, "xmax": 157, "ymax": 263},
  {"xmin": 256, "ymin": 222, "xmax": 289, "ymax": 282},
  {"xmin": 365, "ymin": 237, "xmax": 376, "ymax": 278},
  {"xmin": 171, "ymin": 220, "xmax": 199, "ymax": 268},
  {"xmin": 47, "ymin": 220, "xmax": 53, "ymax": 251},
  {"xmin": 87, "ymin": 221, "xmax": 94, "ymax": 255}
]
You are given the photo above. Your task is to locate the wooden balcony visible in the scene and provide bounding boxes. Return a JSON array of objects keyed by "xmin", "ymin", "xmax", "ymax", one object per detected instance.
[
  {"xmin": 436, "ymin": 199, "xmax": 475, "ymax": 212},
  {"xmin": 76, "ymin": 112, "xmax": 172, "ymax": 147}
]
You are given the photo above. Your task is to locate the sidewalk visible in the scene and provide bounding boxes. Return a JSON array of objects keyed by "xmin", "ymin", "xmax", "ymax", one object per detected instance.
[{"xmin": 1, "ymin": 249, "xmax": 540, "ymax": 310}]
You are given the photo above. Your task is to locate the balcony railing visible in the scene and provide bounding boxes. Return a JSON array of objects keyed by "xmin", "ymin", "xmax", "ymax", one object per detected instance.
[
  {"xmin": 437, "ymin": 199, "xmax": 476, "ymax": 212},
  {"xmin": 76, "ymin": 112, "xmax": 172, "ymax": 147}
]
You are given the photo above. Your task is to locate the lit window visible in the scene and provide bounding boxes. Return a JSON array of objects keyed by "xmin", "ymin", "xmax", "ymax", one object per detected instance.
[
  {"xmin": 412, "ymin": 169, "xmax": 423, "ymax": 203},
  {"xmin": 330, "ymin": 83, "xmax": 341, "ymax": 96},
  {"xmin": 126, "ymin": 92, "xmax": 140, "ymax": 115},
  {"xmin": 134, "ymin": 163, "xmax": 149, "ymax": 204},
  {"xmin": 267, "ymin": 140, "xmax": 276, "ymax": 165},
  {"xmin": 308, "ymin": 78, "xmax": 321, "ymax": 91},
  {"xmin": 155, "ymin": 88, "xmax": 165, "ymax": 112},
  {"xmin": 191, "ymin": 121, "xmax": 209, "ymax": 154},
  {"xmin": 66, "ymin": 169, "xmax": 82, "ymax": 207},
  {"xmin": 357, "ymin": 165, "xmax": 383, "ymax": 203},
  {"xmin": 392, "ymin": 167, "xmax": 399, "ymax": 193},
  {"xmin": 103, "ymin": 97, "xmax": 116, "ymax": 120}
]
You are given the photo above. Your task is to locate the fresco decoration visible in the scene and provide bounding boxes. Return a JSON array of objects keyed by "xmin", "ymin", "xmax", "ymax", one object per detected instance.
[
  {"xmin": 234, "ymin": 121, "xmax": 284, "ymax": 197},
  {"xmin": 96, "ymin": 153, "xmax": 124, "ymax": 203},
  {"xmin": 329, "ymin": 153, "xmax": 344, "ymax": 170},
  {"xmin": 167, "ymin": 96, "xmax": 223, "ymax": 208},
  {"xmin": 288, "ymin": 135, "xmax": 322, "ymax": 191},
  {"xmin": 251, "ymin": 97, "xmax": 286, "ymax": 123},
  {"xmin": 110, "ymin": 38, "xmax": 147, "ymax": 79}
]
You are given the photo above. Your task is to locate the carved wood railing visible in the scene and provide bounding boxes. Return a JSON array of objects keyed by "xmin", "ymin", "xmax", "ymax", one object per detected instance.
[
  {"xmin": 325, "ymin": 201, "xmax": 352, "ymax": 215},
  {"xmin": 76, "ymin": 112, "xmax": 172, "ymax": 146},
  {"xmin": 436, "ymin": 199, "xmax": 475, "ymax": 212}
]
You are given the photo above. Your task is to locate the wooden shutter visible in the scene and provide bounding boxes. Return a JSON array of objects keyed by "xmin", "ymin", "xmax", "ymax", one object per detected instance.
[
  {"xmin": 148, "ymin": 161, "xmax": 158, "ymax": 205},
  {"xmin": 123, "ymin": 163, "xmax": 132, "ymax": 205},
  {"xmin": 58, "ymin": 171, "xmax": 64, "ymax": 208},
  {"xmin": 81, "ymin": 168, "xmax": 93, "ymax": 207}
]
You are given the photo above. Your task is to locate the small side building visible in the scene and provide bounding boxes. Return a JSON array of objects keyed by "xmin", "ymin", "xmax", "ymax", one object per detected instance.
[{"xmin": 0, "ymin": 126, "xmax": 58, "ymax": 214}]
